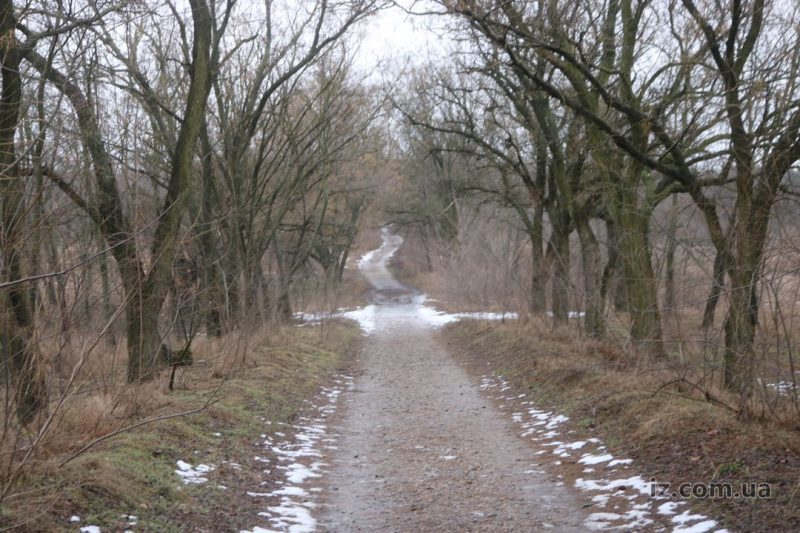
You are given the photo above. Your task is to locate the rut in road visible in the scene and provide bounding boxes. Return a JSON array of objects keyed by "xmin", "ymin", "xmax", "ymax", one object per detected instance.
[{"xmin": 319, "ymin": 230, "xmax": 587, "ymax": 532}]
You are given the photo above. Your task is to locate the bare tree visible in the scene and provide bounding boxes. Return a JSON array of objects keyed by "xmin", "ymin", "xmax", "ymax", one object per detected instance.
[{"xmin": 0, "ymin": 0, "xmax": 46, "ymax": 424}]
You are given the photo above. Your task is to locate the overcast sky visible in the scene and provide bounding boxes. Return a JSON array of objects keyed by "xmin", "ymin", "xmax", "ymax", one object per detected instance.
[{"xmin": 353, "ymin": 2, "xmax": 450, "ymax": 77}]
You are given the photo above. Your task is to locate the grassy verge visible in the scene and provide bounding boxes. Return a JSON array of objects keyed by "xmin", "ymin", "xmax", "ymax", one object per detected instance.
[
  {"xmin": 2, "ymin": 321, "xmax": 361, "ymax": 532},
  {"xmin": 442, "ymin": 319, "xmax": 800, "ymax": 532}
]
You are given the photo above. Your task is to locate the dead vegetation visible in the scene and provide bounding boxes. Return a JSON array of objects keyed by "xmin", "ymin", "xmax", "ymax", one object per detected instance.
[
  {"xmin": 388, "ymin": 210, "xmax": 800, "ymax": 423},
  {"xmin": 444, "ymin": 318, "xmax": 800, "ymax": 532},
  {"xmin": 384, "ymin": 190, "xmax": 800, "ymax": 527},
  {"xmin": 0, "ymin": 320, "xmax": 360, "ymax": 531}
]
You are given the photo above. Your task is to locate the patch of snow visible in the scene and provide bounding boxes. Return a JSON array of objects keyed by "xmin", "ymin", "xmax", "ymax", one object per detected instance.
[
  {"xmin": 575, "ymin": 476, "xmax": 653, "ymax": 496},
  {"xmin": 342, "ymin": 306, "xmax": 377, "ymax": 334},
  {"xmin": 175, "ymin": 460, "xmax": 215, "ymax": 484},
  {"xmin": 269, "ymin": 486, "xmax": 309, "ymax": 497},
  {"xmin": 657, "ymin": 501, "xmax": 683, "ymax": 515},
  {"xmin": 585, "ymin": 512, "xmax": 623, "ymax": 529},
  {"xmin": 545, "ymin": 414, "xmax": 569, "ymax": 429},
  {"xmin": 451, "ymin": 311, "xmax": 518, "ymax": 321},
  {"xmin": 578, "ymin": 453, "xmax": 615, "ymax": 465},
  {"xmin": 69, "ymin": 516, "xmax": 80, "ymax": 523},
  {"xmin": 766, "ymin": 381, "xmax": 796, "ymax": 395},
  {"xmin": 80, "ymin": 527, "xmax": 101, "ymax": 533},
  {"xmin": 357, "ymin": 249, "xmax": 376, "ymax": 268},
  {"xmin": 673, "ymin": 520, "xmax": 719, "ymax": 533},
  {"xmin": 414, "ymin": 301, "xmax": 460, "ymax": 326},
  {"xmin": 585, "ymin": 508, "xmax": 654, "ymax": 529},
  {"xmin": 286, "ymin": 462, "xmax": 324, "ymax": 484},
  {"xmin": 261, "ymin": 501, "xmax": 316, "ymax": 533},
  {"xmin": 672, "ymin": 510, "xmax": 711, "ymax": 524},
  {"xmin": 607, "ymin": 458, "xmax": 633, "ymax": 466},
  {"xmin": 243, "ymin": 375, "xmax": 353, "ymax": 532},
  {"xmin": 546, "ymin": 310, "xmax": 586, "ymax": 319},
  {"xmin": 554, "ymin": 441, "xmax": 587, "ymax": 455}
]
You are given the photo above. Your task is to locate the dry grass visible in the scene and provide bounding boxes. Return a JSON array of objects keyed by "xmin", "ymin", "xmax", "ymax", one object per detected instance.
[
  {"xmin": 389, "ymin": 206, "xmax": 800, "ymax": 529},
  {"xmin": 444, "ymin": 319, "xmax": 800, "ymax": 532},
  {"xmin": 390, "ymin": 217, "xmax": 800, "ymax": 420},
  {"xmin": 0, "ymin": 320, "xmax": 361, "ymax": 531}
]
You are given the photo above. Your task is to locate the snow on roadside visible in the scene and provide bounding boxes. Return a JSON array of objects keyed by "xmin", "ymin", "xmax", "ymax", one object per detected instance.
[
  {"xmin": 294, "ymin": 307, "xmax": 377, "ymax": 334},
  {"xmin": 342, "ymin": 306, "xmax": 377, "ymax": 333},
  {"xmin": 413, "ymin": 295, "xmax": 517, "ymax": 326},
  {"xmin": 175, "ymin": 460, "xmax": 215, "ymax": 485},
  {"xmin": 241, "ymin": 375, "xmax": 354, "ymax": 533},
  {"xmin": 295, "ymin": 294, "xmax": 516, "ymax": 334},
  {"xmin": 479, "ymin": 374, "xmax": 729, "ymax": 532}
]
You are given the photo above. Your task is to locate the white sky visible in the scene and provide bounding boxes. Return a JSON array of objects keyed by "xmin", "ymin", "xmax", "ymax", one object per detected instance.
[{"xmin": 352, "ymin": 2, "xmax": 450, "ymax": 77}]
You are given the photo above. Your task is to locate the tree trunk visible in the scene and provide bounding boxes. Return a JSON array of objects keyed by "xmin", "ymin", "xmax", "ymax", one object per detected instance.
[
  {"xmin": 252, "ymin": 262, "xmax": 268, "ymax": 323},
  {"xmin": 336, "ymin": 248, "xmax": 349, "ymax": 283},
  {"xmin": 549, "ymin": 226, "xmax": 570, "ymax": 324},
  {"xmin": 124, "ymin": 289, "xmax": 167, "ymax": 383},
  {"xmin": 276, "ymin": 287, "xmax": 293, "ymax": 322},
  {"xmin": 723, "ymin": 267, "xmax": 759, "ymax": 396},
  {"xmin": 46, "ymin": 235, "xmax": 70, "ymax": 341},
  {"xmin": 99, "ymin": 241, "xmax": 116, "ymax": 345},
  {"xmin": 198, "ymin": 128, "xmax": 223, "ymax": 336},
  {"xmin": 601, "ymin": 220, "xmax": 628, "ymax": 312},
  {"xmin": 617, "ymin": 203, "xmax": 665, "ymax": 358},
  {"xmin": 421, "ymin": 226, "xmax": 434, "ymax": 273},
  {"xmin": 702, "ymin": 250, "xmax": 726, "ymax": 329},
  {"xmin": 722, "ymin": 209, "xmax": 768, "ymax": 395},
  {"xmin": 529, "ymin": 203, "xmax": 547, "ymax": 313},
  {"xmin": 576, "ymin": 218, "xmax": 604, "ymax": 337},
  {"xmin": 664, "ymin": 194, "xmax": 678, "ymax": 312},
  {"xmin": 0, "ymin": 0, "xmax": 46, "ymax": 424}
]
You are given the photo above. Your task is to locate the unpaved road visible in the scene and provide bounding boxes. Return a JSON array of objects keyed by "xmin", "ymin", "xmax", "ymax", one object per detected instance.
[{"xmin": 319, "ymin": 231, "xmax": 587, "ymax": 532}]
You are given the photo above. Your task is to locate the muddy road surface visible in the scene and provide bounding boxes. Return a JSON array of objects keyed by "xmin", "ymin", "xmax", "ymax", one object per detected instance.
[{"xmin": 318, "ymin": 230, "xmax": 586, "ymax": 532}]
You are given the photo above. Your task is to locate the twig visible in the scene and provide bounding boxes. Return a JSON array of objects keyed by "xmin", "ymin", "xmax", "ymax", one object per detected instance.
[{"xmin": 651, "ymin": 377, "xmax": 737, "ymax": 412}]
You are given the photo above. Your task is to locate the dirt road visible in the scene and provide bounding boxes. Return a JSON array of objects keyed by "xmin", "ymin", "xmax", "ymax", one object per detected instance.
[{"xmin": 319, "ymin": 230, "xmax": 587, "ymax": 532}]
